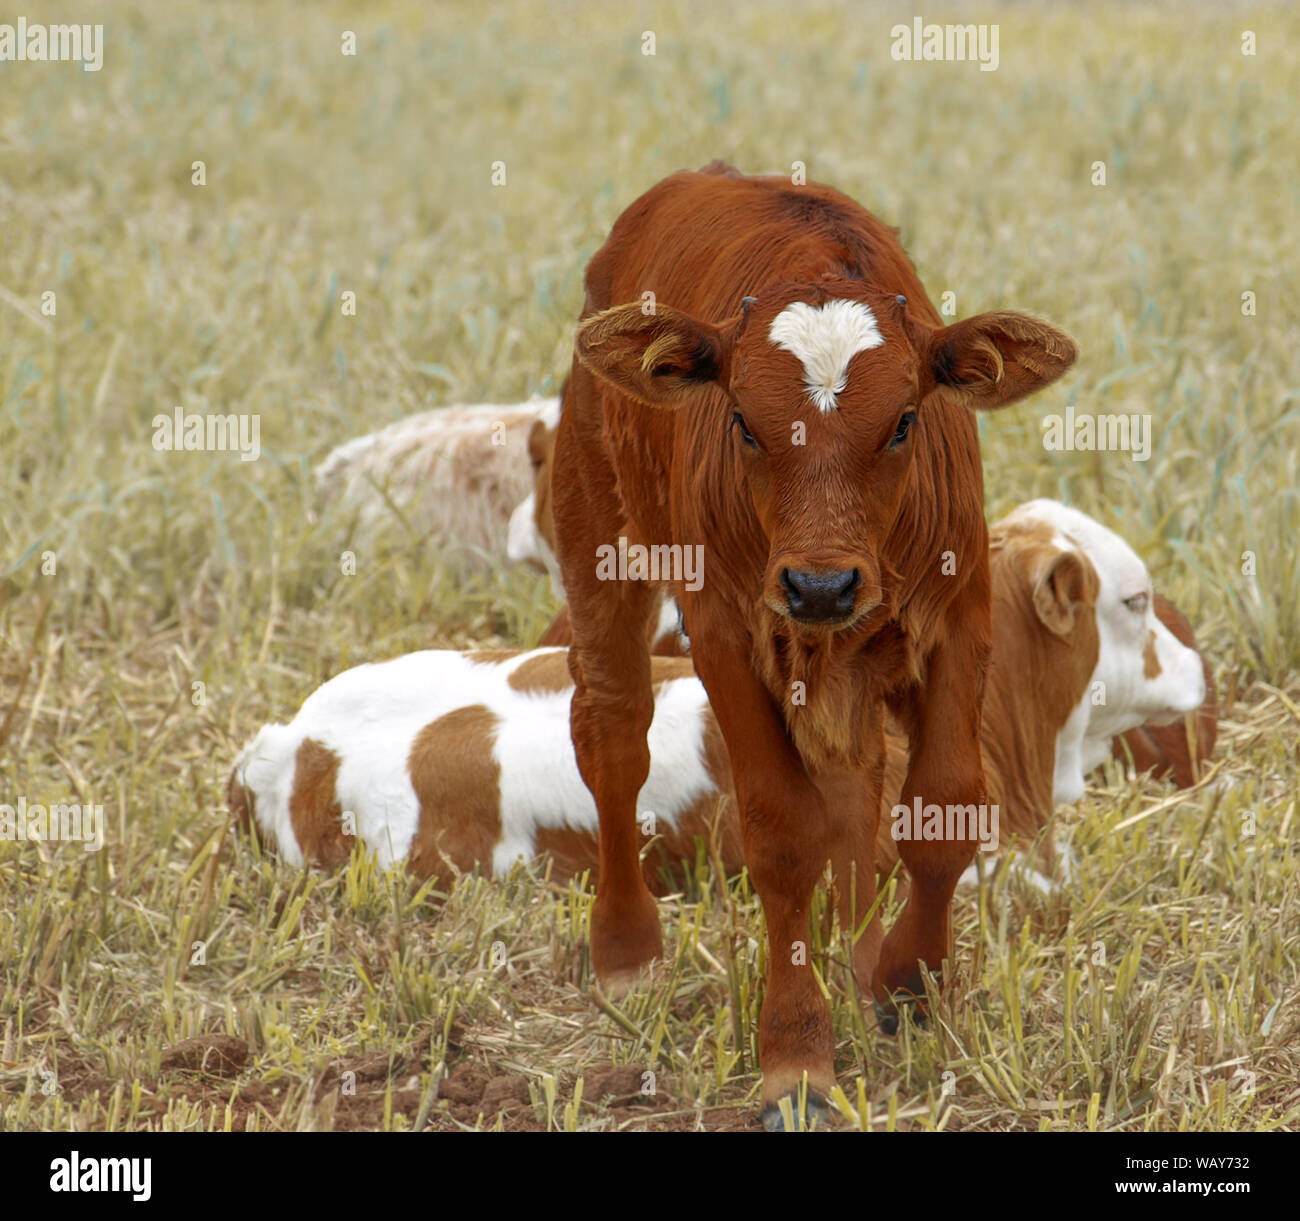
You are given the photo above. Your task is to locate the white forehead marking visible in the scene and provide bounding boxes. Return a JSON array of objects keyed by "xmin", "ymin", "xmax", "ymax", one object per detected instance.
[{"xmin": 768, "ymin": 299, "xmax": 884, "ymax": 413}]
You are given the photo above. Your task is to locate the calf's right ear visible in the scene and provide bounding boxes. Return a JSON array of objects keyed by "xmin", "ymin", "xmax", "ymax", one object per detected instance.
[{"xmin": 575, "ymin": 302, "xmax": 739, "ymax": 408}]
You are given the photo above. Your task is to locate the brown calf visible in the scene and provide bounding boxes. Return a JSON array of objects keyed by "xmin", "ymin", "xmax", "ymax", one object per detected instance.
[{"xmin": 550, "ymin": 162, "xmax": 1076, "ymax": 1124}]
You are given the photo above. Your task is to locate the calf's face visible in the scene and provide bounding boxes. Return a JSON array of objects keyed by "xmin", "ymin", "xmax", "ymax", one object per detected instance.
[{"xmin": 575, "ymin": 284, "xmax": 1076, "ymax": 629}]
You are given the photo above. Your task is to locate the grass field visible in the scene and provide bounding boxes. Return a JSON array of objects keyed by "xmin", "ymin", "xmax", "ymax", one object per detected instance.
[{"xmin": 2, "ymin": 0, "xmax": 1297, "ymax": 1131}]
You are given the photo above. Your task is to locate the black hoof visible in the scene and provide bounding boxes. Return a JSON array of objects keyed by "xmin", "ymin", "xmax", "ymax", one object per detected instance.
[
  {"xmin": 874, "ymin": 997, "xmax": 928, "ymax": 1035},
  {"xmin": 759, "ymin": 1088, "xmax": 831, "ymax": 1132}
]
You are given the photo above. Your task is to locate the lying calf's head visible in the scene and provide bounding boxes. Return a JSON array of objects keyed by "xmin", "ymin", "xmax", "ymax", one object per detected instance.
[
  {"xmin": 505, "ymin": 398, "xmax": 564, "ymax": 596},
  {"xmin": 994, "ymin": 500, "xmax": 1206, "ymax": 802}
]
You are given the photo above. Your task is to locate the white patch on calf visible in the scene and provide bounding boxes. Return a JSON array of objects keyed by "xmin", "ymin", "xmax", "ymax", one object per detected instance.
[
  {"xmin": 506, "ymin": 491, "xmax": 540, "ymax": 565},
  {"xmin": 505, "ymin": 488, "xmax": 566, "ymax": 598},
  {"xmin": 234, "ymin": 722, "xmax": 310, "ymax": 867},
  {"xmin": 493, "ymin": 665, "xmax": 716, "ymax": 873},
  {"xmin": 768, "ymin": 299, "xmax": 884, "ymax": 413},
  {"xmin": 651, "ymin": 594, "xmax": 689, "ymax": 653},
  {"xmin": 535, "ymin": 395, "xmax": 562, "ymax": 430}
]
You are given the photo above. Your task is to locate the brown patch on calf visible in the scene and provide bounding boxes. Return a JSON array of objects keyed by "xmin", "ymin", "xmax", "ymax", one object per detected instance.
[
  {"xmin": 289, "ymin": 739, "xmax": 352, "ymax": 869},
  {"xmin": 466, "ymin": 648, "xmax": 520, "ymax": 665},
  {"xmin": 406, "ymin": 705, "xmax": 502, "ymax": 884},
  {"xmin": 526, "ymin": 416, "xmax": 559, "ymax": 556},
  {"xmin": 506, "ymin": 650, "xmax": 576, "ymax": 693},
  {"xmin": 1142, "ymin": 629, "xmax": 1162, "ymax": 678},
  {"xmin": 528, "ymin": 827, "xmax": 600, "ymax": 882},
  {"xmin": 227, "ymin": 767, "xmax": 255, "ymax": 837}
]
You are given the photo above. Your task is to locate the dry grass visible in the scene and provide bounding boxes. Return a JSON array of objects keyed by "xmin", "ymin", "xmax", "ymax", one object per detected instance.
[{"xmin": 1, "ymin": 0, "xmax": 1297, "ymax": 1131}]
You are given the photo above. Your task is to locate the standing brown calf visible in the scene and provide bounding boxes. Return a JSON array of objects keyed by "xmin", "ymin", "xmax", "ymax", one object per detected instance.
[{"xmin": 552, "ymin": 162, "xmax": 1076, "ymax": 1126}]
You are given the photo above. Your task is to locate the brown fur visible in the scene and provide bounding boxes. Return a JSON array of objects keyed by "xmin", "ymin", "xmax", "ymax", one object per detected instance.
[
  {"xmin": 289, "ymin": 739, "xmax": 351, "ymax": 869},
  {"xmin": 526, "ymin": 413, "xmax": 687, "ymax": 657},
  {"xmin": 1143, "ymin": 630, "xmax": 1161, "ymax": 679},
  {"xmin": 550, "ymin": 163, "xmax": 1077, "ymax": 1110},
  {"xmin": 539, "ymin": 601, "xmax": 689, "ymax": 657},
  {"xmin": 525, "ymin": 416, "xmax": 557, "ymax": 561},
  {"xmin": 406, "ymin": 705, "xmax": 502, "ymax": 884},
  {"xmin": 506, "ymin": 650, "xmax": 575, "ymax": 692},
  {"xmin": 466, "ymin": 649, "xmax": 521, "ymax": 665},
  {"xmin": 227, "ymin": 768, "xmax": 255, "ymax": 839}
]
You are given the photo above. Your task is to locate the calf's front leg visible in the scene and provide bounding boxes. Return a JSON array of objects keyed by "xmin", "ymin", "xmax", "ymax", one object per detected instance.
[
  {"xmin": 876, "ymin": 614, "xmax": 990, "ymax": 1023},
  {"xmin": 690, "ymin": 640, "xmax": 837, "ymax": 1130}
]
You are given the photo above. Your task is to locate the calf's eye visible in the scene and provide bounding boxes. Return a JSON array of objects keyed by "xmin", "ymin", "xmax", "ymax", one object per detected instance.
[
  {"xmin": 731, "ymin": 412, "xmax": 757, "ymax": 448},
  {"xmin": 1123, "ymin": 593, "xmax": 1149, "ymax": 614},
  {"xmin": 889, "ymin": 410, "xmax": 917, "ymax": 448}
]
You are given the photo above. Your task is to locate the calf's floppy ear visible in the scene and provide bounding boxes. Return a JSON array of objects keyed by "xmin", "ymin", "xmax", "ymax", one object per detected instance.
[
  {"xmin": 919, "ymin": 311, "xmax": 1077, "ymax": 410},
  {"xmin": 575, "ymin": 302, "xmax": 738, "ymax": 407},
  {"xmin": 1032, "ymin": 548, "xmax": 1098, "ymax": 638}
]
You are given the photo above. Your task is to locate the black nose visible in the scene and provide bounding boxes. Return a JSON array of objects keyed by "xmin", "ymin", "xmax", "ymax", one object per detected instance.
[{"xmin": 780, "ymin": 568, "xmax": 861, "ymax": 622}]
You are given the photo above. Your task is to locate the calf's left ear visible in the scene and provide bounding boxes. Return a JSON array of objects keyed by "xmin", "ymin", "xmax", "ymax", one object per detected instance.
[
  {"xmin": 575, "ymin": 302, "xmax": 741, "ymax": 408},
  {"xmin": 1032, "ymin": 548, "xmax": 1098, "ymax": 638},
  {"xmin": 919, "ymin": 311, "xmax": 1077, "ymax": 410}
]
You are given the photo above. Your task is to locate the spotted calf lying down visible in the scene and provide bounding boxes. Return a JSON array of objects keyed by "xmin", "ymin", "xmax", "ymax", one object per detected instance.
[{"xmin": 230, "ymin": 501, "xmax": 1209, "ymax": 892}]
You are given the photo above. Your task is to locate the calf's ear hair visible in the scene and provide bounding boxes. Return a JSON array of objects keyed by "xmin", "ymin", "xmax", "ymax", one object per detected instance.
[
  {"xmin": 919, "ymin": 311, "xmax": 1077, "ymax": 411},
  {"xmin": 575, "ymin": 303, "xmax": 740, "ymax": 407}
]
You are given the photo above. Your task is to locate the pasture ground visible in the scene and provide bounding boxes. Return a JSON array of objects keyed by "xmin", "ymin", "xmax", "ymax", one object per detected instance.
[{"xmin": 1, "ymin": 1, "xmax": 1297, "ymax": 1131}]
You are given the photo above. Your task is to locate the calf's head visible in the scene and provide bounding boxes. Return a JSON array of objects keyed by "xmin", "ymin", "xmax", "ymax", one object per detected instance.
[
  {"xmin": 575, "ymin": 282, "xmax": 1076, "ymax": 627},
  {"xmin": 997, "ymin": 500, "xmax": 1207, "ymax": 793}
]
